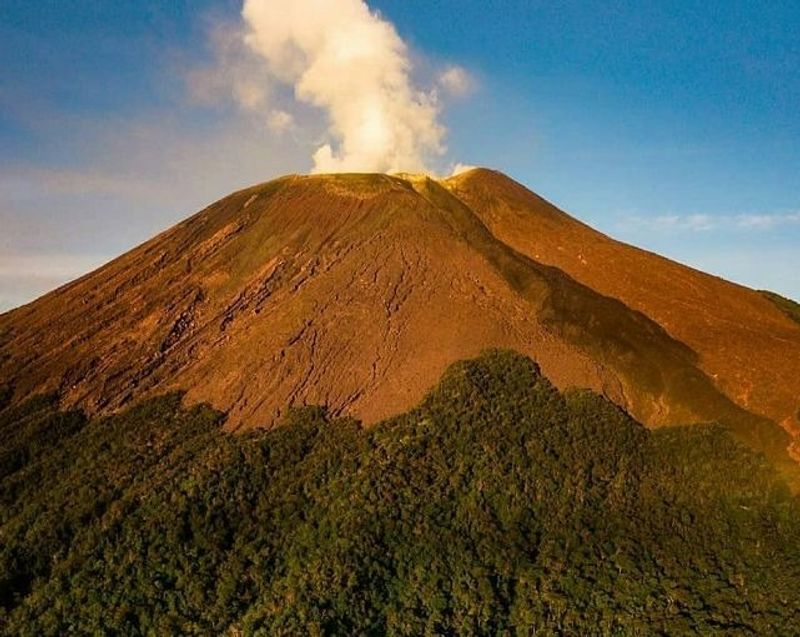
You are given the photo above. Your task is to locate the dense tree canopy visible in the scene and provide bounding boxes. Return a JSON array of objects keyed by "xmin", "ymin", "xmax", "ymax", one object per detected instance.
[{"xmin": 1, "ymin": 351, "xmax": 798, "ymax": 635}]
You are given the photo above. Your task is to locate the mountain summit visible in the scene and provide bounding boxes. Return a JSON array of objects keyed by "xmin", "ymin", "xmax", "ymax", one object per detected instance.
[{"xmin": 1, "ymin": 169, "xmax": 799, "ymax": 469}]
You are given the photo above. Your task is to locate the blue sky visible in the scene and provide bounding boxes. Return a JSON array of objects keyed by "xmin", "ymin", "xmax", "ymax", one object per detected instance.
[{"xmin": 1, "ymin": 0, "xmax": 799, "ymax": 310}]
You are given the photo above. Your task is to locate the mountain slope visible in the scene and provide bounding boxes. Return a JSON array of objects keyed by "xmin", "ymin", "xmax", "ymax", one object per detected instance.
[
  {"xmin": 0, "ymin": 171, "xmax": 796, "ymax": 472},
  {"xmin": 445, "ymin": 168, "xmax": 800, "ymax": 443}
]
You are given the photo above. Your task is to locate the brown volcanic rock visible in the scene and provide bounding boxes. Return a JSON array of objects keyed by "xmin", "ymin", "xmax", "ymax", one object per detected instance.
[
  {"xmin": 445, "ymin": 168, "xmax": 800, "ymax": 441},
  {"xmin": 0, "ymin": 170, "xmax": 797, "ymax": 473},
  {"xmin": 0, "ymin": 174, "xmax": 607, "ymax": 426}
]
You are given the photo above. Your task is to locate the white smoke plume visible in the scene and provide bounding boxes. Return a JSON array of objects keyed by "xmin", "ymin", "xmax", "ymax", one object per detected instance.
[
  {"xmin": 242, "ymin": 0, "xmax": 450, "ymax": 173},
  {"xmin": 192, "ymin": 1, "xmax": 472, "ymax": 174}
]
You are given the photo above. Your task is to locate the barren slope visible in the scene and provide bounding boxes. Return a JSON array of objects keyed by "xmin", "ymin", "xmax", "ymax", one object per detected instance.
[
  {"xmin": 0, "ymin": 171, "xmax": 795, "ymax": 472},
  {"xmin": 446, "ymin": 168, "xmax": 800, "ymax": 443}
]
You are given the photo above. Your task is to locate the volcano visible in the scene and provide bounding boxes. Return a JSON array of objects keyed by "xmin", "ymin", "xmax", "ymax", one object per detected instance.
[{"xmin": 1, "ymin": 168, "xmax": 799, "ymax": 470}]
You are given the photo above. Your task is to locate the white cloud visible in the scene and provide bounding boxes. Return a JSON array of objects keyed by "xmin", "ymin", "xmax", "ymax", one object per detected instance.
[
  {"xmin": 622, "ymin": 213, "xmax": 717, "ymax": 233},
  {"xmin": 735, "ymin": 212, "xmax": 800, "ymax": 229},
  {"xmin": 683, "ymin": 214, "xmax": 716, "ymax": 231},
  {"xmin": 618, "ymin": 210, "xmax": 800, "ymax": 234},
  {"xmin": 438, "ymin": 66, "xmax": 475, "ymax": 97}
]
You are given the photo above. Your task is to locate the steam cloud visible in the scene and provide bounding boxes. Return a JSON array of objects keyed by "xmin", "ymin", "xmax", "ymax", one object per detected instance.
[{"xmin": 193, "ymin": 0, "xmax": 471, "ymax": 174}]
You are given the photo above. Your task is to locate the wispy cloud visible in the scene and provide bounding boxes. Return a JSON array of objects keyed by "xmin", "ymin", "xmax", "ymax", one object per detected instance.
[
  {"xmin": 617, "ymin": 210, "xmax": 800, "ymax": 234},
  {"xmin": 0, "ymin": 253, "xmax": 112, "ymax": 281},
  {"xmin": 734, "ymin": 212, "xmax": 800, "ymax": 229},
  {"xmin": 437, "ymin": 66, "xmax": 476, "ymax": 98},
  {"xmin": 0, "ymin": 167, "xmax": 153, "ymax": 200},
  {"xmin": 0, "ymin": 253, "xmax": 114, "ymax": 313},
  {"xmin": 0, "ymin": 105, "xmax": 308, "ymax": 260}
]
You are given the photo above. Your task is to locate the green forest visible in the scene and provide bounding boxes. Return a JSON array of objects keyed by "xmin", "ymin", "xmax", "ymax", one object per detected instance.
[{"xmin": 1, "ymin": 350, "xmax": 799, "ymax": 635}]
